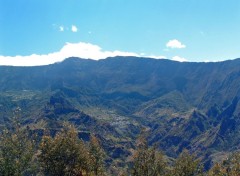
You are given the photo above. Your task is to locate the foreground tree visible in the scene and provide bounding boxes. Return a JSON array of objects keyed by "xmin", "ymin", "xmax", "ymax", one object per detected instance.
[
  {"xmin": 208, "ymin": 152, "xmax": 240, "ymax": 176},
  {"xmin": 227, "ymin": 152, "xmax": 240, "ymax": 175},
  {"xmin": 39, "ymin": 124, "xmax": 90, "ymax": 176},
  {"xmin": 171, "ymin": 150, "xmax": 203, "ymax": 176},
  {"xmin": 131, "ymin": 132, "xmax": 167, "ymax": 176},
  {"xmin": 207, "ymin": 163, "xmax": 225, "ymax": 176},
  {"xmin": 88, "ymin": 135, "xmax": 106, "ymax": 176},
  {"xmin": 0, "ymin": 108, "xmax": 36, "ymax": 175}
]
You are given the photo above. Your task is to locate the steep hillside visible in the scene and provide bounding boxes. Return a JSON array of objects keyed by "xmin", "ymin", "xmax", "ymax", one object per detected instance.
[{"xmin": 1, "ymin": 56, "xmax": 240, "ymax": 168}]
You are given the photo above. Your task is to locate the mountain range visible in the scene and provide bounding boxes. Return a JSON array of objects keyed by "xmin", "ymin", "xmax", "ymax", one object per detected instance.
[{"xmin": 1, "ymin": 56, "xmax": 240, "ymax": 169}]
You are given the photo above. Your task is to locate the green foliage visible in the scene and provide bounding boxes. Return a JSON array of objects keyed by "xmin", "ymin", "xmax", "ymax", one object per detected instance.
[
  {"xmin": 207, "ymin": 163, "xmax": 225, "ymax": 176},
  {"xmin": 0, "ymin": 129, "xmax": 35, "ymax": 176},
  {"xmin": 2, "ymin": 57, "xmax": 240, "ymax": 173},
  {"xmin": 171, "ymin": 150, "xmax": 203, "ymax": 176},
  {"xmin": 1, "ymin": 113, "xmax": 240, "ymax": 175},
  {"xmin": 88, "ymin": 135, "xmax": 106, "ymax": 176},
  {"xmin": 131, "ymin": 132, "xmax": 167, "ymax": 176},
  {"xmin": 39, "ymin": 124, "xmax": 90, "ymax": 175},
  {"xmin": 208, "ymin": 152, "xmax": 240, "ymax": 176},
  {"xmin": 0, "ymin": 108, "xmax": 36, "ymax": 175}
]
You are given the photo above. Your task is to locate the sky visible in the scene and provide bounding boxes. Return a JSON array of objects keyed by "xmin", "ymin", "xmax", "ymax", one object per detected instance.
[{"xmin": 0, "ymin": 0, "xmax": 240, "ymax": 66}]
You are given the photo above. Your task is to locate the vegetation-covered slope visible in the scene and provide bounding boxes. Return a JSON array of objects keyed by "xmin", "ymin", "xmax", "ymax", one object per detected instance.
[{"xmin": 1, "ymin": 56, "xmax": 240, "ymax": 169}]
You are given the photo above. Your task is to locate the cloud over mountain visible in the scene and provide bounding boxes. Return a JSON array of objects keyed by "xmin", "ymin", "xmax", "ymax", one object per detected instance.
[
  {"xmin": 0, "ymin": 42, "xmax": 139, "ymax": 66},
  {"xmin": 172, "ymin": 56, "xmax": 187, "ymax": 62}
]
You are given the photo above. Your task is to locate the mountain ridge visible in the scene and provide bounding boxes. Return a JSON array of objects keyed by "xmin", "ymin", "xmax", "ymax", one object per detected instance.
[{"xmin": 1, "ymin": 56, "xmax": 240, "ymax": 168}]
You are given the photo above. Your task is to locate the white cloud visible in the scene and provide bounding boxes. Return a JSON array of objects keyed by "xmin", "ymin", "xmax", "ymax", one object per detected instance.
[
  {"xmin": 59, "ymin": 26, "xmax": 64, "ymax": 32},
  {"xmin": 144, "ymin": 55, "xmax": 166, "ymax": 59},
  {"xmin": 139, "ymin": 53, "xmax": 166, "ymax": 59},
  {"xmin": 166, "ymin": 39, "xmax": 186, "ymax": 49},
  {"xmin": 71, "ymin": 25, "xmax": 78, "ymax": 32},
  {"xmin": 0, "ymin": 42, "xmax": 141, "ymax": 66},
  {"xmin": 172, "ymin": 56, "xmax": 188, "ymax": 62},
  {"xmin": 60, "ymin": 42, "xmax": 139, "ymax": 60},
  {"xmin": 203, "ymin": 59, "xmax": 210, "ymax": 62},
  {"xmin": 203, "ymin": 59, "xmax": 223, "ymax": 63},
  {"xmin": 0, "ymin": 42, "xmax": 170, "ymax": 66}
]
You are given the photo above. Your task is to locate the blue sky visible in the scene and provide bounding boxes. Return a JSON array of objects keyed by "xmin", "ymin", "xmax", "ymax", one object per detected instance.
[{"xmin": 0, "ymin": 0, "xmax": 240, "ymax": 65}]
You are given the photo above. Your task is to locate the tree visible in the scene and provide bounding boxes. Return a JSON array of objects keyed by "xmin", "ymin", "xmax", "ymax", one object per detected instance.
[
  {"xmin": 229, "ymin": 152, "xmax": 240, "ymax": 175},
  {"xmin": 208, "ymin": 163, "xmax": 225, "ymax": 176},
  {"xmin": 38, "ymin": 123, "xmax": 90, "ymax": 176},
  {"xmin": 171, "ymin": 150, "xmax": 203, "ymax": 176},
  {"xmin": 131, "ymin": 131, "xmax": 167, "ymax": 176},
  {"xmin": 88, "ymin": 135, "xmax": 106, "ymax": 176},
  {"xmin": 208, "ymin": 152, "xmax": 240, "ymax": 176},
  {"xmin": 0, "ymin": 107, "xmax": 36, "ymax": 175}
]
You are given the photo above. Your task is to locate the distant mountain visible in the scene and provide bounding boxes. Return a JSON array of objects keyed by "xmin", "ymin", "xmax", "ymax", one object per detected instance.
[{"xmin": 1, "ymin": 56, "xmax": 240, "ymax": 168}]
